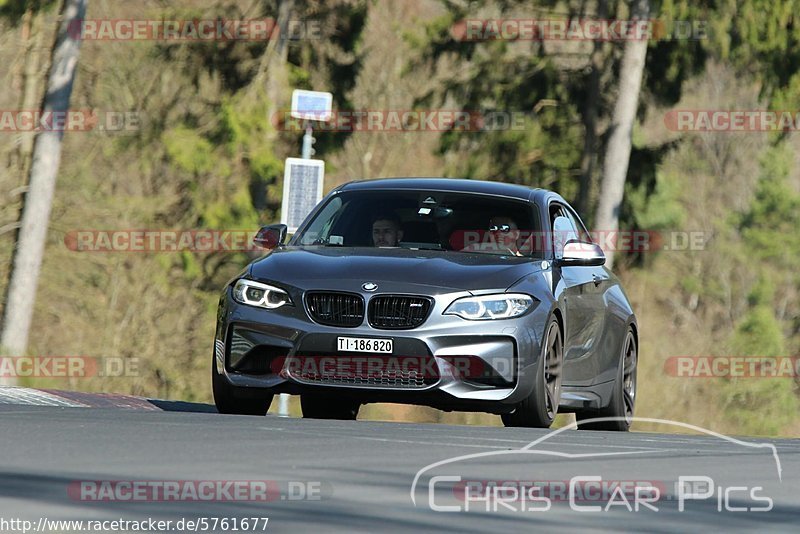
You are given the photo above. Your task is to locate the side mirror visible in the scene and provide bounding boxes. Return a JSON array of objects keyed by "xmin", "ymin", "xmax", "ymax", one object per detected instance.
[
  {"xmin": 556, "ymin": 240, "xmax": 606, "ymax": 267},
  {"xmin": 253, "ymin": 224, "xmax": 287, "ymax": 250}
]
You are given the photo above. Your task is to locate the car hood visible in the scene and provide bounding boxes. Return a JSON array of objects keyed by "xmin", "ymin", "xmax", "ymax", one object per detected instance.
[{"xmin": 248, "ymin": 246, "xmax": 541, "ymax": 292}]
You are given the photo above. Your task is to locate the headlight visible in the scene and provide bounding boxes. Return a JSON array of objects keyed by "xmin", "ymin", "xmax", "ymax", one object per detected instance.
[
  {"xmin": 444, "ymin": 293, "xmax": 534, "ymax": 320},
  {"xmin": 232, "ymin": 279, "xmax": 292, "ymax": 309}
]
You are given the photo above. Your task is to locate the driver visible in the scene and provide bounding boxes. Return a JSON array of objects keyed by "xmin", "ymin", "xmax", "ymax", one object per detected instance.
[{"xmin": 372, "ymin": 213, "xmax": 404, "ymax": 247}]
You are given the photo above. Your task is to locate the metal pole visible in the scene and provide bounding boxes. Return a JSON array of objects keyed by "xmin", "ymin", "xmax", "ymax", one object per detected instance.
[
  {"xmin": 301, "ymin": 124, "xmax": 313, "ymax": 159},
  {"xmin": 278, "ymin": 393, "xmax": 289, "ymax": 417}
]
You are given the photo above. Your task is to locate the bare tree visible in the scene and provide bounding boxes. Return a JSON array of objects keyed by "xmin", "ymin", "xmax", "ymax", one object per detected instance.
[
  {"xmin": 1, "ymin": 0, "xmax": 87, "ymax": 368},
  {"xmin": 594, "ymin": 0, "xmax": 650, "ymax": 269}
]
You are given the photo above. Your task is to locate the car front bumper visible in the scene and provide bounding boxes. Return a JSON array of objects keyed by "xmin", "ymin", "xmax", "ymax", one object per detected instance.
[{"xmin": 214, "ymin": 283, "xmax": 550, "ymax": 413}]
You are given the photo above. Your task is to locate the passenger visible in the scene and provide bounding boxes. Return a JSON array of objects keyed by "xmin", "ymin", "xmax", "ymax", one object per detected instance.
[
  {"xmin": 488, "ymin": 216, "xmax": 523, "ymax": 256},
  {"xmin": 461, "ymin": 216, "xmax": 524, "ymax": 256}
]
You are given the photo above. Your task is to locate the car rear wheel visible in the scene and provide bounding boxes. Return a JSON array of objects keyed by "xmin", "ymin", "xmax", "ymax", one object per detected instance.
[
  {"xmin": 212, "ymin": 357, "xmax": 273, "ymax": 416},
  {"xmin": 502, "ymin": 317, "xmax": 563, "ymax": 428},
  {"xmin": 301, "ymin": 394, "xmax": 360, "ymax": 420},
  {"xmin": 576, "ymin": 327, "xmax": 637, "ymax": 431}
]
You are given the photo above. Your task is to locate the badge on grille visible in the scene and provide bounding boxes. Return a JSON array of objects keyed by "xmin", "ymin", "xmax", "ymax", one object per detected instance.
[{"xmin": 362, "ymin": 282, "xmax": 378, "ymax": 291}]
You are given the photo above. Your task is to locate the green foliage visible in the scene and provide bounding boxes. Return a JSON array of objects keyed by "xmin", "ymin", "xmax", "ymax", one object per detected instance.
[
  {"xmin": 414, "ymin": 4, "xmax": 585, "ymax": 195},
  {"xmin": 728, "ymin": 0, "xmax": 800, "ymax": 92},
  {"xmin": 739, "ymin": 143, "xmax": 800, "ymax": 268},
  {"xmin": 416, "ymin": 0, "xmax": 707, "ymax": 217},
  {"xmin": 645, "ymin": 1, "xmax": 710, "ymax": 105},
  {"xmin": 200, "ymin": 186, "xmax": 260, "ymax": 230},
  {"xmin": 218, "ymin": 91, "xmax": 284, "ymax": 201},
  {"xmin": 720, "ymin": 303, "xmax": 798, "ymax": 435},
  {"xmin": 180, "ymin": 250, "xmax": 202, "ymax": 281},
  {"xmin": 163, "ymin": 126, "xmax": 215, "ymax": 175},
  {"xmin": 732, "ymin": 304, "xmax": 784, "ymax": 356},
  {"xmin": 627, "ymin": 168, "xmax": 687, "ymax": 230},
  {"xmin": 285, "ymin": 0, "xmax": 368, "ymax": 155},
  {"xmin": 441, "ymin": 109, "xmax": 583, "ymax": 192},
  {"xmin": 746, "ymin": 276, "xmax": 776, "ymax": 308},
  {"xmin": 716, "ymin": 142, "xmax": 800, "ymax": 436},
  {"xmin": 0, "ymin": 0, "xmax": 61, "ymax": 23},
  {"xmin": 720, "ymin": 376, "xmax": 798, "ymax": 436}
]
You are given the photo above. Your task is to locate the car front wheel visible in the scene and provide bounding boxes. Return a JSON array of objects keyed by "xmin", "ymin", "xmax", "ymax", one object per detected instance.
[
  {"xmin": 212, "ymin": 356, "xmax": 273, "ymax": 416},
  {"xmin": 502, "ymin": 317, "xmax": 563, "ymax": 428}
]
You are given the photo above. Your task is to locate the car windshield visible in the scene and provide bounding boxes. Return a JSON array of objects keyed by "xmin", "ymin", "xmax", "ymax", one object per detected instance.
[{"xmin": 291, "ymin": 189, "xmax": 543, "ymax": 258}]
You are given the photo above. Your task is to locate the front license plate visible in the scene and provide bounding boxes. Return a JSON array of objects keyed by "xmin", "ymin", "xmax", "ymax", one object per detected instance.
[{"xmin": 337, "ymin": 337, "xmax": 393, "ymax": 354}]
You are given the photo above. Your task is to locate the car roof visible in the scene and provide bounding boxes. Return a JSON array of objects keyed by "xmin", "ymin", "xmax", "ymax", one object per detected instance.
[{"xmin": 336, "ymin": 177, "xmax": 551, "ymax": 202}]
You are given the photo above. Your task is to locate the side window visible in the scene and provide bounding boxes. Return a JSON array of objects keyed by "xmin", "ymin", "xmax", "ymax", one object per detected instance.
[
  {"xmin": 549, "ymin": 202, "xmax": 591, "ymax": 244},
  {"xmin": 549, "ymin": 203, "xmax": 575, "ymax": 256},
  {"xmin": 562, "ymin": 206, "xmax": 592, "ymax": 244},
  {"xmin": 548, "ymin": 204, "xmax": 562, "ymax": 227}
]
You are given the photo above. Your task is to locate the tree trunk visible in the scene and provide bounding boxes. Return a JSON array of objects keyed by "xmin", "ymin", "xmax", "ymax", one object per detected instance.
[
  {"xmin": 576, "ymin": 0, "xmax": 608, "ymax": 218},
  {"xmin": 256, "ymin": 0, "xmax": 294, "ymax": 111},
  {"xmin": 18, "ymin": 8, "xmax": 47, "ymax": 181},
  {"xmin": 0, "ymin": 0, "xmax": 87, "ymax": 370},
  {"xmin": 594, "ymin": 0, "xmax": 650, "ymax": 269},
  {"xmin": 249, "ymin": 0, "xmax": 294, "ymax": 211}
]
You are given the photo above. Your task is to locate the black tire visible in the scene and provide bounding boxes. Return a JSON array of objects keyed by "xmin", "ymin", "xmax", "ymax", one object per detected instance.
[
  {"xmin": 212, "ymin": 357, "xmax": 273, "ymax": 416},
  {"xmin": 300, "ymin": 394, "xmax": 360, "ymax": 420},
  {"xmin": 502, "ymin": 317, "xmax": 563, "ymax": 428},
  {"xmin": 576, "ymin": 327, "xmax": 637, "ymax": 431}
]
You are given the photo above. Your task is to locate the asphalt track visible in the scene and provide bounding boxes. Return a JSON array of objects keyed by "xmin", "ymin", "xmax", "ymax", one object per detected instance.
[{"xmin": 0, "ymin": 387, "xmax": 798, "ymax": 533}]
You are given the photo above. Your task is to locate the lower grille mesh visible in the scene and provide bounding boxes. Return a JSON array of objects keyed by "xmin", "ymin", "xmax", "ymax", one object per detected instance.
[{"xmin": 288, "ymin": 354, "xmax": 438, "ymax": 389}]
